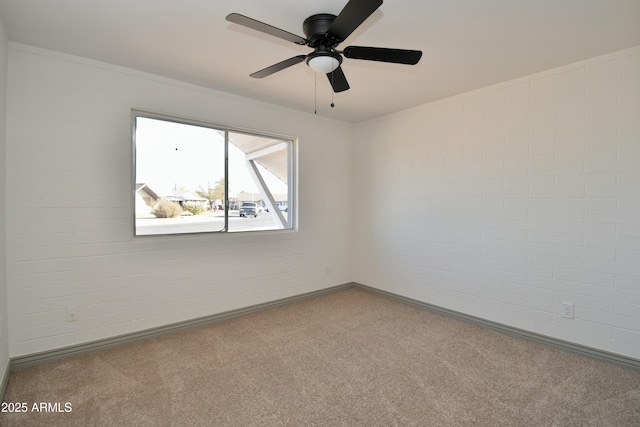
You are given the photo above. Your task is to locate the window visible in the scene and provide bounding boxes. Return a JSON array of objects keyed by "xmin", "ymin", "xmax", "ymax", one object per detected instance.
[{"xmin": 133, "ymin": 111, "xmax": 296, "ymax": 236}]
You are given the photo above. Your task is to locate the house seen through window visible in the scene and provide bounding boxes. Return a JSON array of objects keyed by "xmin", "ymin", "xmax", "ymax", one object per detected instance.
[{"xmin": 134, "ymin": 112, "xmax": 296, "ymax": 235}]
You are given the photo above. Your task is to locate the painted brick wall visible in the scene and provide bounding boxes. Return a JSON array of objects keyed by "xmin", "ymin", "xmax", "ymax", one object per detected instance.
[
  {"xmin": 6, "ymin": 44, "xmax": 353, "ymax": 357},
  {"xmin": 353, "ymin": 47, "xmax": 640, "ymax": 359},
  {"xmin": 0, "ymin": 16, "xmax": 9, "ymax": 378}
]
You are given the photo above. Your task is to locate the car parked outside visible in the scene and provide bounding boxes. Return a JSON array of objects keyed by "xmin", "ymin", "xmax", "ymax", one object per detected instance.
[{"xmin": 239, "ymin": 201, "xmax": 259, "ymax": 217}]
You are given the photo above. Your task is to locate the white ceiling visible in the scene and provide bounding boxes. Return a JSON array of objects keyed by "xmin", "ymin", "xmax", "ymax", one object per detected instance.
[{"xmin": 1, "ymin": 0, "xmax": 639, "ymax": 123}]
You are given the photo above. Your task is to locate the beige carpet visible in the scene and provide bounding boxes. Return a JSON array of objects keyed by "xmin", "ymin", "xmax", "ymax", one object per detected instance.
[{"xmin": 1, "ymin": 288, "xmax": 639, "ymax": 426}]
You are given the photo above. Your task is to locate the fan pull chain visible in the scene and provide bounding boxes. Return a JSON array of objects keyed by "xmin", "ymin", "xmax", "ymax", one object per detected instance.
[
  {"xmin": 314, "ymin": 72, "xmax": 317, "ymax": 114},
  {"xmin": 331, "ymin": 72, "xmax": 335, "ymax": 108}
]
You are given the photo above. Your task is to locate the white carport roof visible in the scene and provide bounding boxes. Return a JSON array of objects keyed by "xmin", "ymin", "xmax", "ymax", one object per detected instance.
[
  {"xmin": 229, "ymin": 133, "xmax": 289, "ymax": 185},
  {"xmin": 228, "ymin": 132, "xmax": 291, "ymax": 229}
]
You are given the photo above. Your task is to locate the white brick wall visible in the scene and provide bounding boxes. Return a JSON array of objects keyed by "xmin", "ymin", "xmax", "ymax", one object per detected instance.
[
  {"xmin": 0, "ymin": 17, "xmax": 9, "ymax": 379},
  {"xmin": 6, "ymin": 44, "xmax": 354, "ymax": 356},
  {"xmin": 353, "ymin": 47, "xmax": 640, "ymax": 359},
  {"xmin": 4, "ymin": 42, "xmax": 640, "ymax": 362}
]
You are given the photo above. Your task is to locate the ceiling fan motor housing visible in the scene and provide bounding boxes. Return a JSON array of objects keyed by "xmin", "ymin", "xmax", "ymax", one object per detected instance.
[
  {"xmin": 303, "ymin": 13, "xmax": 342, "ymax": 71},
  {"xmin": 303, "ymin": 14, "xmax": 340, "ymax": 47}
]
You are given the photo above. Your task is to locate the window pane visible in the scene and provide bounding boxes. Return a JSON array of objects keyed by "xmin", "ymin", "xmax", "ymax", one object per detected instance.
[
  {"xmin": 133, "ymin": 113, "xmax": 294, "ymax": 236},
  {"xmin": 228, "ymin": 131, "xmax": 291, "ymax": 233},
  {"xmin": 134, "ymin": 117, "xmax": 226, "ymax": 235}
]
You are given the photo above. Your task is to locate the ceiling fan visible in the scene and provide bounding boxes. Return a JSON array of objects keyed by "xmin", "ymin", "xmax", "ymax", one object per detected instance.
[{"xmin": 226, "ymin": 0, "xmax": 422, "ymax": 93}]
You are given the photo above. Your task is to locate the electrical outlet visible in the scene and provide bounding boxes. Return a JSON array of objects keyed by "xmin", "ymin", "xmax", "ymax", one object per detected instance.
[
  {"xmin": 66, "ymin": 307, "xmax": 78, "ymax": 322},
  {"xmin": 561, "ymin": 303, "xmax": 574, "ymax": 319},
  {"xmin": 325, "ymin": 265, "xmax": 332, "ymax": 275}
]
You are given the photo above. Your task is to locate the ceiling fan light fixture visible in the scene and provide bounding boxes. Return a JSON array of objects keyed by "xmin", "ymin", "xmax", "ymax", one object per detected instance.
[{"xmin": 307, "ymin": 52, "xmax": 341, "ymax": 73}]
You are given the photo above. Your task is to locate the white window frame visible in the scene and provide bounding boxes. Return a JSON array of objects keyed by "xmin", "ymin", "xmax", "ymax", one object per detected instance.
[{"xmin": 132, "ymin": 110, "xmax": 297, "ymax": 236}]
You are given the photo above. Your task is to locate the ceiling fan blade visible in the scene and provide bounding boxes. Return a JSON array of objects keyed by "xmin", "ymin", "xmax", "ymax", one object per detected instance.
[
  {"xmin": 250, "ymin": 55, "xmax": 307, "ymax": 79},
  {"xmin": 327, "ymin": 66, "xmax": 350, "ymax": 92},
  {"xmin": 226, "ymin": 13, "xmax": 307, "ymax": 45},
  {"xmin": 327, "ymin": 0, "xmax": 383, "ymax": 42},
  {"xmin": 343, "ymin": 46, "xmax": 422, "ymax": 65}
]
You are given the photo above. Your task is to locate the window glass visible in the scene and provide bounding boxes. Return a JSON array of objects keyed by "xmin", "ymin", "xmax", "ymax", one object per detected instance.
[
  {"xmin": 134, "ymin": 113, "xmax": 294, "ymax": 236},
  {"xmin": 228, "ymin": 131, "xmax": 290, "ymax": 232}
]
